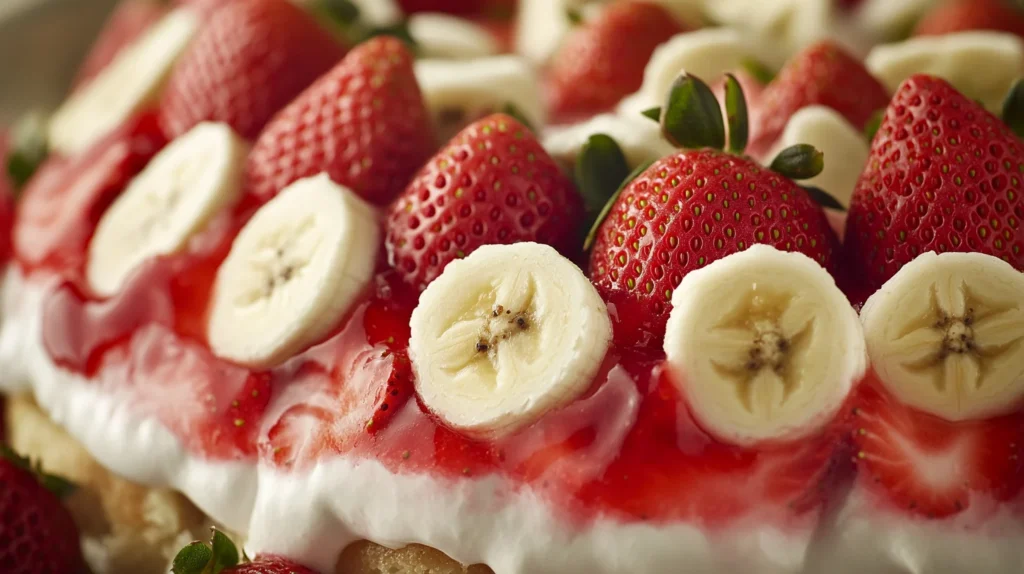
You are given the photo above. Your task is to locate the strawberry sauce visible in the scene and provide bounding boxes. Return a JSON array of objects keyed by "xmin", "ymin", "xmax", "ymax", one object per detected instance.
[{"xmin": 29, "ymin": 188, "xmax": 862, "ymax": 530}]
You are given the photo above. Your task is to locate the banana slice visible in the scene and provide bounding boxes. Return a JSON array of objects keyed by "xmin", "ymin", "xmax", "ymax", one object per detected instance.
[
  {"xmin": 514, "ymin": 0, "xmax": 580, "ymax": 64},
  {"xmin": 48, "ymin": 8, "xmax": 198, "ymax": 156},
  {"xmin": 346, "ymin": 0, "xmax": 403, "ymax": 26},
  {"xmin": 855, "ymin": 0, "xmax": 937, "ymax": 42},
  {"xmin": 866, "ymin": 32, "xmax": 1024, "ymax": 112},
  {"xmin": 414, "ymin": 56, "xmax": 545, "ymax": 141},
  {"xmin": 208, "ymin": 174, "xmax": 379, "ymax": 369},
  {"xmin": 860, "ymin": 252, "xmax": 1024, "ymax": 422},
  {"xmin": 409, "ymin": 243, "xmax": 612, "ymax": 437},
  {"xmin": 763, "ymin": 106, "xmax": 869, "ymax": 206},
  {"xmin": 408, "ymin": 13, "xmax": 498, "ymax": 59},
  {"xmin": 664, "ymin": 245, "xmax": 866, "ymax": 445},
  {"xmin": 86, "ymin": 122, "xmax": 247, "ymax": 297},
  {"xmin": 542, "ymin": 113, "xmax": 676, "ymax": 171},
  {"xmin": 617, "ymin": 28, "xmax": 751, "ymax": 116},
  {"xmin": 702, "ymin": 0, "xmax": 835, "ymax": 67}
]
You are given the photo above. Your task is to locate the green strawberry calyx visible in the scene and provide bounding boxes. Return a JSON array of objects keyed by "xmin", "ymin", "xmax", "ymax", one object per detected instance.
[
  {"xmin": 6, "ymin": 110, "xmax": 49, "ymax": 193},
  {"xmin": 1000, "ymin": 77, "xmax": 1024, "ymax": 139},
  {"xmin": 0, "ymin": 444, "xmax": 76, "ymax": 498},
  {"xmin": 172, "ymin": 528, "xmax": 247, "ymax": 574}
]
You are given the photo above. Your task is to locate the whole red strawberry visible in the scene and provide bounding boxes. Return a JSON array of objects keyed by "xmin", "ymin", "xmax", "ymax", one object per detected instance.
[
  {"xmin": 244, "ymin": 36, "xmax": 433, "ymax": 205},
  {"xmin": 73, "ymin": 0, "xmax": 167, "ymax": 89},
  {"xmin": 914, "ymin": 0, "xmax": 1024, "ymax": 39},
  {"xmin": 546, "ymin": 2, "xmax": 686, "ymax": 124},
  {"xmin": 844, "ymin": 74, "xmax": 1024, "ymax": 292},
  {"xmin": 14, "ymin": 111, "xmax": 167, "ymax": 276},
  {"xmin": 172, "ymin": 529, "xmax": 316, "ymax": 574},
  {"xmin": 748, "ymin": 41, "xmax": 890, "ymax": 158},
  {"xmin": 385, "ymin": 114, "xmax": 583, "ymax": 289},
  {"xmin": 159, "ymin": 0, "xmax": 346, "ymax": 141},
  {"xmin": 0, "ymin": 447, "xmax": 85, "ymax": 574},
  {"xmin": 589, "ymin": 75, "xmax": 839, "ymax": 345}
]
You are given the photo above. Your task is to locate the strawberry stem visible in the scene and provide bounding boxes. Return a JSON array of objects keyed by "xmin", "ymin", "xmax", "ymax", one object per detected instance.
[
  {"xmin": 741, "ymin": 58, "xmax": 775, "ymax": 85},
  {"xmin": 583, "ymin": 159, "xmax": 654, "ymax": 251},
  {"xmin": 769, "ymin": 144, "xmax": 824, "ymax": 180},
  {"xmin": 1001, "ymin": 78, "xmax": 1024, "ymax": 139},
  {"xmin": 575, "ymin": 133, "xmax": 630, "ymax": 215},
  {"xmin": 660, "ymin": 73, "xmax": 726, "ymax": 150},
  {"xmin": 723, "ymin": 73, "xmax": 749, "ymax": 154},
  {"xmin": 6, "ymin": 110, "xmax": 49, "ymax": 191}
]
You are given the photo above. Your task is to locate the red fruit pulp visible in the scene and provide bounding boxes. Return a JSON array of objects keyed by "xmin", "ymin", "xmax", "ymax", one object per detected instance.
[{"xmin": 38, "ymin": 208, "xmax": 855, "ymax": 527}]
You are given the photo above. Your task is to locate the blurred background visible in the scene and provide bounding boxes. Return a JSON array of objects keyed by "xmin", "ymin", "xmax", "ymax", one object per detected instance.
[{"xmin": 0, "ymin": 0, "xmax": 121, "ymax": 124}]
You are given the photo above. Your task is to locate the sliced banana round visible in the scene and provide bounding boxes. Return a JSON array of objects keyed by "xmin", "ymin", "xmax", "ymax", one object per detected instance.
[
  {"xmin": 408, "ymin": 13, "xmax": 498, "ymax": 59},
  {"xmin": 414, "ymin": 56, "xmax": 545, "ymax": 141},
  {"xmin": 86, "ymin": 122, "xmax": 247, "ymax": 297},
  {"xmin": 208, "ymin": 174, "xmax": 379, "ymax": 369},
  {"xmin": 665, "ymin": 245, "xmax": 866, "ymax": 446},
  {"xmin": 542, "ymin": 113, "xmax": 675, "ymax": 171},
  {"xmin": 861, "ymin": 252, "xmax": 1024, "ymax": 422},
  {"xmin": 702, "ymin": 0, "xmax": 836, "ymax": 67},
  {"xmin": 763, "ymin": 106, "xmax": 869, "ymax": 206},
  {"xmin": 866, "ymin": 32, "xmax": 1024, "ymax": 112},
  {"xmin": 409, "ymin": 242, "xmax": 612, "ymax": 437},
  {"xmin": 617, "ymin": 28, "xmax": 751, "ymax": 116},
  {"xmin": 855, "ymin": 0, "xmax": 937, "ymax": 42},
  {"xmin": 48, "ymin": 8, "xmax": 198, "ymax": 157}
]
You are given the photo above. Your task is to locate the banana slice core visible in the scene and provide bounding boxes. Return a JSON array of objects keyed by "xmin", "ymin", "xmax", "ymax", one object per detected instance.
[
  {"xmin": 409, "ymin": 243, "xmax": 612, "ymax": 437},
  {"xmin": 665, "ymin": 245, "xmax": 866, "ymax": 445},
  {"xmin": 208, "ymin": 174, "xmax": 379, "ymax": 369},
  {"xmin": 86, "ymin": 122, "xmax": 248, "ymax": 297},
  {"xmin": 861, "ymin": 252, "xmax": 1024, "ymax": 421}
]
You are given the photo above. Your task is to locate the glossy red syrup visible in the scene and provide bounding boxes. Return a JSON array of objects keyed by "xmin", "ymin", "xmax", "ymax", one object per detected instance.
[{"xmin": 38, "ymin": 201, "xmax": 862, "ymax": 529}]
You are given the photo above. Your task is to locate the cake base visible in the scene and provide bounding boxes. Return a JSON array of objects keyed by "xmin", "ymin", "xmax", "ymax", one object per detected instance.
[{"xmin": 3, "ymin": 394, "xmax": 493, "ymax": 574}]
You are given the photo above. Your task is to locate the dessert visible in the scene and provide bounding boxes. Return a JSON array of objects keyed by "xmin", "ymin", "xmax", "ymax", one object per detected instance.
[{"xmin": 1, "ymin": 1, "xmax": 1022, "ymax": 573}]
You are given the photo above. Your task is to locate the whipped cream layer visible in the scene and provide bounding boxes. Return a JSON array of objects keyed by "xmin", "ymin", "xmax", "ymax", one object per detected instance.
[{"xmin": 2, "ymin": 267, "xmax": 1023, "ymax": 574}]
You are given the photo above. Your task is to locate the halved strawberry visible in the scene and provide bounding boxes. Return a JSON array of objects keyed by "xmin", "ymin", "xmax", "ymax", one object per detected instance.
[
  {"xmin": 853, "ymin": 379, "xmax": 1024, "ymax": 518},
  {"xmin": 243, "ymin": 36, "xmax": 433, "ymax": 205},
  {"xmin": 73, "ymin": 0, "xmax": 167, "ymax": 89},
  {"xmin": 159, "ymin": 0, "xmax": 346, "ymax": 140},
  {"xmin": 14, "ymin": 110, "xmax": 167, "ymax": 277}
]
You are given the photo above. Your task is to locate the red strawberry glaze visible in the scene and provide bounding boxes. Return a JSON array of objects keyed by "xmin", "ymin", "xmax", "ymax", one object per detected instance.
[{"xmin": 37, "ymin": 210, "xmax": 860, "ymax": 527}]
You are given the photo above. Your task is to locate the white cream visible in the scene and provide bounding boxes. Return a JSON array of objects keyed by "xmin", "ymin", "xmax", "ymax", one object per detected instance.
[
  {"xmin": 0, "ymin": 266, "xmax": 256, "ymax": 533},
  {"xmin": 2, "ymin": 267, "xmax": 1023, "ymax": 574}
]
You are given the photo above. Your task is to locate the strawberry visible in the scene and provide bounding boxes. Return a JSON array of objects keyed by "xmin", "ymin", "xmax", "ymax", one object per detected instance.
[
  {"xmin": 14, "ymin": 110, "xmax": 167, "ymax": 276},
  {"xmin": 396, "ymin": 0, "xmax": 516, "ymax": 16},
  {"xmin": 385, "ymin": 113, "xmax": 582, "ymax": 289},
  {"xmin": 853, "ymin": 379, "xmax": 1024, "ymax": 518},
  {"xmin": 748, "ymin": 41, "xmax": 890, "ymax": 158},
  {"xmin": 159, "ymin": 0, "xmax": 346, "ymax": 141},
  {"xmin": 243, "ymin": 36, "xmax": 433, "ymax": 205},
  {"xmin": 545, "ymin": 2, "xmax": 686, "ymax": 124},
  {"xmin": 365, "ymin": 349, "xmax": 414, "ymax": 432},
  {"xmin": 844, "ymin": 75, "xmax": 1024, "ymax": 292},
  {"xmin": 172, "ymin": 529, "xmax": 317, "ymax": 574},
  {"xmin": 914, "ymin": 0, "xmax": 1024, "ymax": 39},
  {"xmin": 588, "ymin": 75, "xmax": 839, "ymax": 345},
  {"xmin": 73, "ymin": 0, "xmax": 167, "ymax": 89},
  {"xmin": 0, "ymin": 447, "xmax": 85, "ymax": 574}
]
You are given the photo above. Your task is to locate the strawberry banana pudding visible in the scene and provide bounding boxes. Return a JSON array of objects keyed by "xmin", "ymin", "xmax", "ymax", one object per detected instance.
[{"xmin": 1, "ymin": 0, "xmax": 1023, "ymax": 573}]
